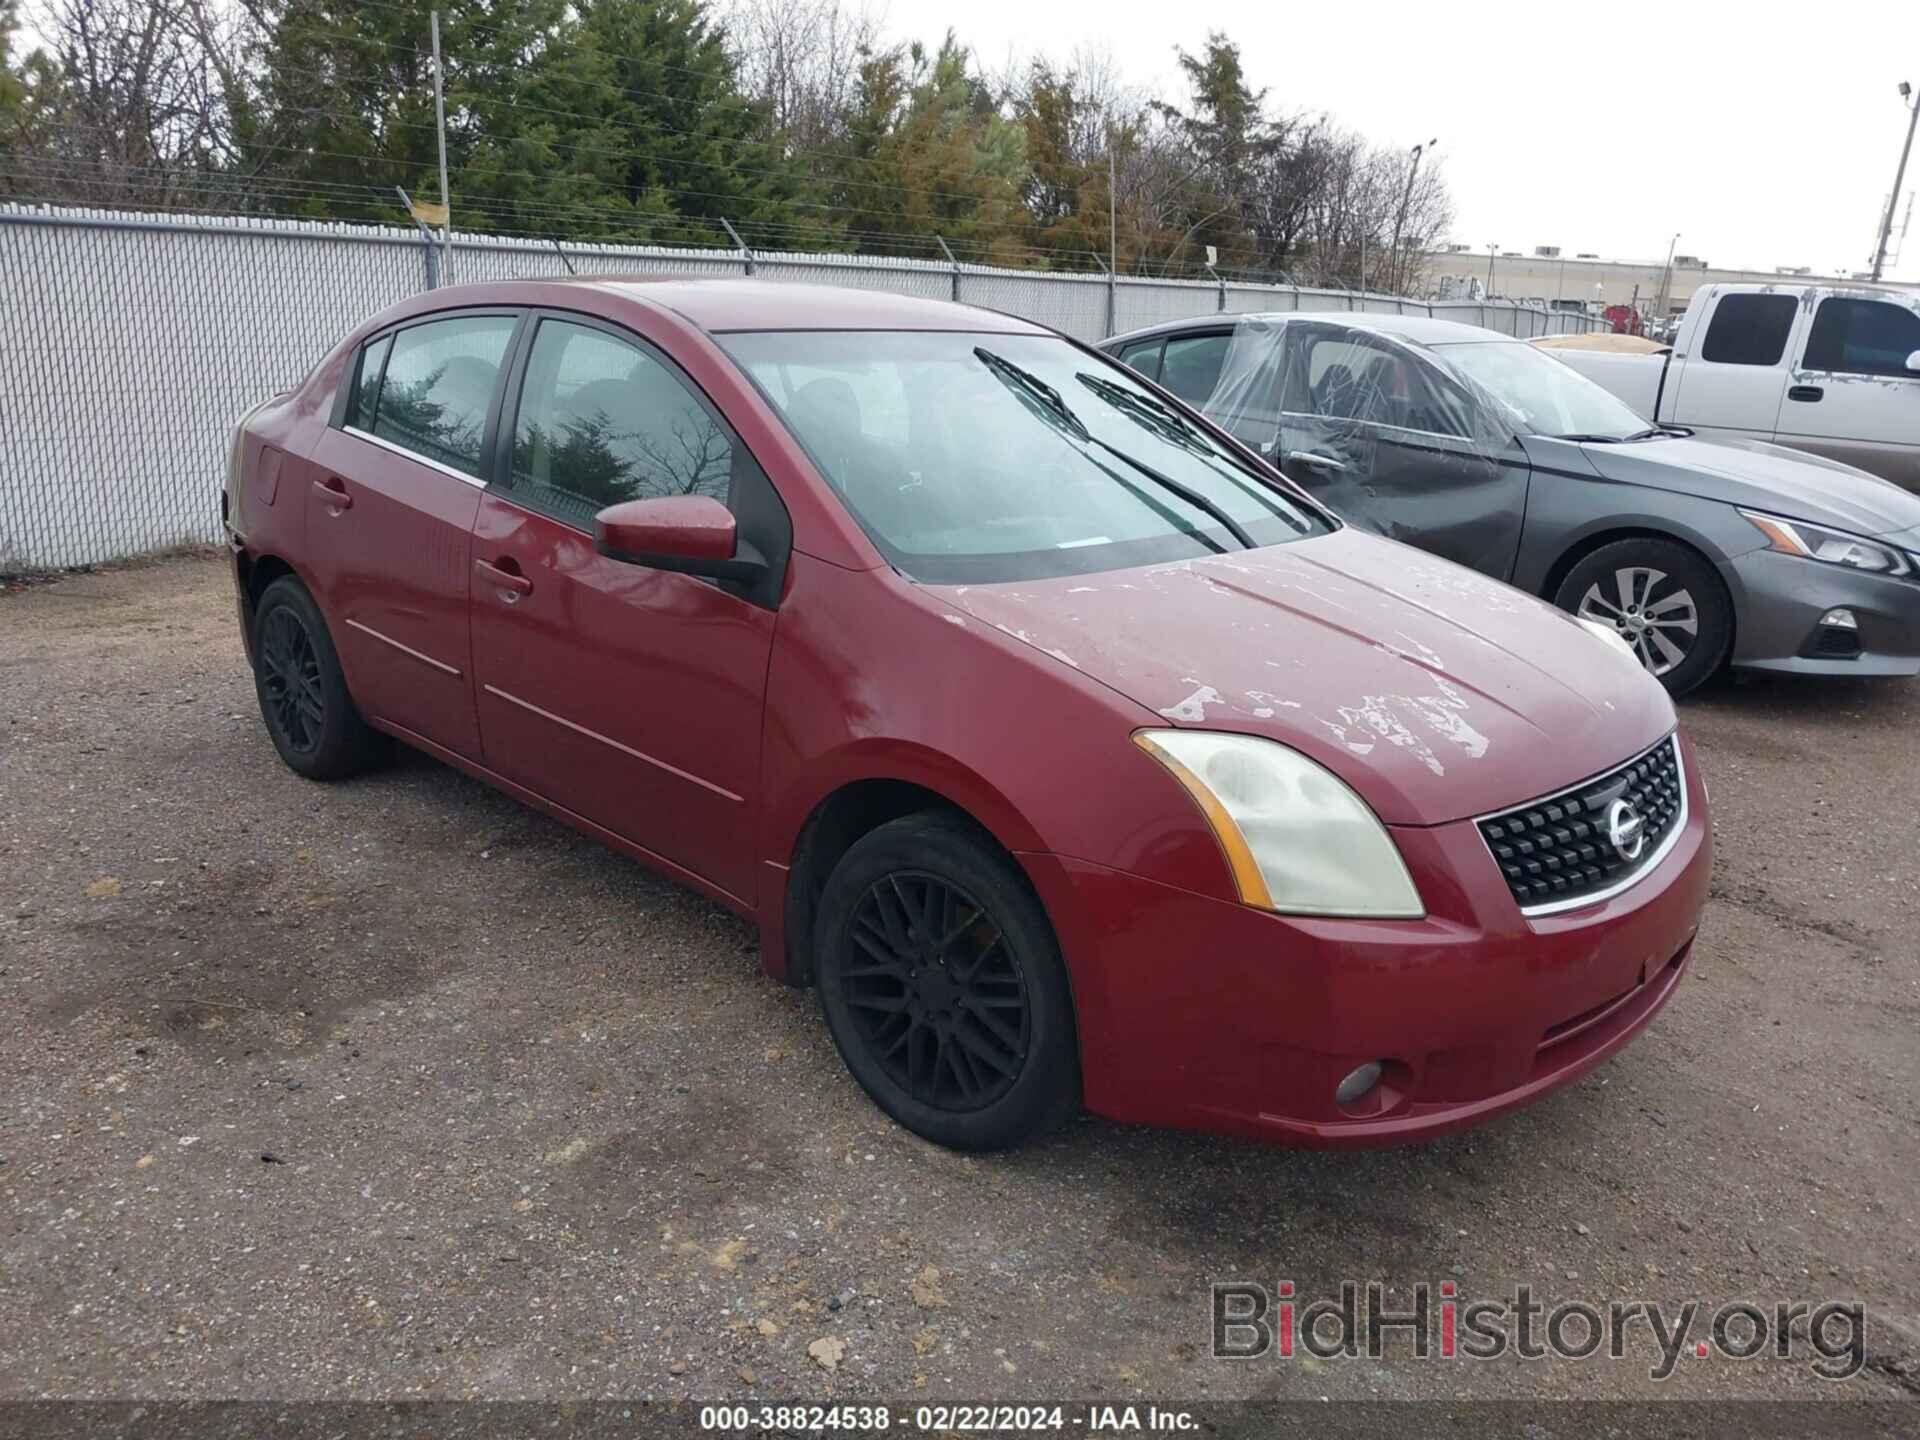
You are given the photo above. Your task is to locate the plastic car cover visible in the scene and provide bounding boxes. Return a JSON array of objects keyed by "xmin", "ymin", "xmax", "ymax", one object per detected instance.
[{"xmin": 1197, "ymin": 313, "xmax": 1532, "ymax": 577}]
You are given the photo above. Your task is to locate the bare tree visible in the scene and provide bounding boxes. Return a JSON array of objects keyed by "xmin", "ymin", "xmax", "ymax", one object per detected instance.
[
  {"xmin": 16, "ymin": 0, "xmax": 259, "ymax": 207},
  {"xmin": 723, "ymin": 0, "xmax": 880, "ymax": 155}
]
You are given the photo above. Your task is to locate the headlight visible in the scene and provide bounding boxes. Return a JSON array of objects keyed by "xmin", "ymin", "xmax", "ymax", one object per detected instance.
[
  {"xmin": 1577, "ymin": 616, "xmax": 1637, "ymax": 660},
  {"xmin": 1739, "ymin": 509, "xmax": 1910, "ymax": 576},
  {"xmin": 1133, "ymin": 730, "xmax": 1425, "ymax": 918}
]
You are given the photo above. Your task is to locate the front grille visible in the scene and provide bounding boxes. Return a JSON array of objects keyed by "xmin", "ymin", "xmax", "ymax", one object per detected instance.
[{"xmin": 1477, "ymin": 735, "xmax": 1685, "ymax": 913}]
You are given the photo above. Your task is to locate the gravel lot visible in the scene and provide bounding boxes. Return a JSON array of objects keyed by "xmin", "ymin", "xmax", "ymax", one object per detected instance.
[{"xmin": 2, "ymin": 553, "xmax": 1916, "ymax": 1405}]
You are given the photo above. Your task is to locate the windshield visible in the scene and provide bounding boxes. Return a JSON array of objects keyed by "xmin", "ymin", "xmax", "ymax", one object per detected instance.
[
  {"xmin": 1432, "ymin": 339, "xmax": 1653, "ymax": 441},
  {"xmin": 719, "ymin": 331, "xmax": 1331, "ymax": 583}
]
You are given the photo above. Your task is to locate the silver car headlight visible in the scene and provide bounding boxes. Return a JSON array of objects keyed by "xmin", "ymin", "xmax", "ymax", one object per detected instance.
[
  {"xmin": 1738, "ymin": 509, "xmax": 1911, "ymax": 577},
  {"xmin": 1133, "ymin": 730, "xmax": 1425, "ymax": 918}
]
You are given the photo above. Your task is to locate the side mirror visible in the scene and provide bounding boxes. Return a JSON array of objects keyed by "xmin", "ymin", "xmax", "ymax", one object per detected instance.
[
  {"xmin": 1906, "ymin": 350, "xmax": 1920, "ymax": 375},
  {"xmin": 594, "ymin": 495, "xmax": 765, "ymax": 584}
]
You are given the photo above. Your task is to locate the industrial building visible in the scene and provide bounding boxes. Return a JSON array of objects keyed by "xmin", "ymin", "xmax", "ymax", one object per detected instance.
[{"xmin": 1420, "ymin": 242, "xmax": 1914, "ymax": 317}]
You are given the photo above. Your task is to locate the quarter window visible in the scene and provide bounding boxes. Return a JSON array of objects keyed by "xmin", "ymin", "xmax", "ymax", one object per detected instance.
[
  {"xmin": 350, "ymin": 334, "xmax": 392, "ymax": 432},
  {"xmin": 1159, "ymin": 333, "xmax": 1231, "ymax": 405},
  {"xmin": 368, "ymin": 314, "xmax": 518, "ymax": 477},
  {"xmin": 507, "ymin": 319, "xmax": 734, "ymax": 529},
  {"xmin": 1802, "ymin": 298, "xmax": 1920, "ymax": 378},
  {"xmin": 1698, "ymin": 293, "xmax": 1797, "ymax": 366},
  {"xmin": 1117, "ymin": 338, "xmax": 1164, "ymax": 381}
]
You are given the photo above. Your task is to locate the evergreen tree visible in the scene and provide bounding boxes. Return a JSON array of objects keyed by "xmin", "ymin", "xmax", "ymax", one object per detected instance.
[
  {"xmin": 1152, "ymin": 32, "xmax": 1273, "ymax": 269},
  {"xmin": 831, "ymin": 35, "xmax": 1027, "ymax": 262}
]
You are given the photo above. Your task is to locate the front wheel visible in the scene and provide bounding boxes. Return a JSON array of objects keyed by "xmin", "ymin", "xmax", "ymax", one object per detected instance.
[
  {"xmin": 813, "ymin": 814, "xmax": 1080, "ymax": 1151},
  {"xmin": 1553, "ymin": 538, "xmax": 1733, "ymax": 697}
]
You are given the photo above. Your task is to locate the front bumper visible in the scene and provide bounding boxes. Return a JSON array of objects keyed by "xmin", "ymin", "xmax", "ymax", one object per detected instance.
[
  {"xmin": 1728, "ymin": 546, "xmax": 1920, "ymax": 677},
  {"xmin": 1021, "ymin": 732, "xmax": 1712, "ymax": 1147}
]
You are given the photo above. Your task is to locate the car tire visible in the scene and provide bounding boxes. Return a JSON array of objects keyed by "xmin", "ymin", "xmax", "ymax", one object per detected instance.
[
  {"xmin": 251, "ymin": 575, "xmax": 387, "ymax": 780},
  {"xmin": 812, "ymin": 813, "xmax": 1080, "ymax": 1151},
  {"xmin": 1553, "ymin": 538, "xmax": 1732, "ymax": 697}
]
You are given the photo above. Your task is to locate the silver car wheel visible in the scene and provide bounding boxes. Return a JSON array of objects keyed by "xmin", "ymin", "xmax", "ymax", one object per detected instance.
[{"xmin": 1577, "ymin": 566, "xmax": 1699, "ymax": 677}]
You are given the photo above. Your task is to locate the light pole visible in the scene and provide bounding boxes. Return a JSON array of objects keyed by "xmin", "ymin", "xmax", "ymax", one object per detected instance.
[
  {"xmin": 1872, "ymin": 82, "xmax": 1919, "ymax": 283},
  {"xmin": 1485, "ymin": 242, "xmax": 1497, "ymax": 297},
  {"xmin": 1389, "ymin": 138, "xmax": 1437, "ymax": 295},
  {"xmin": 1655, "ymin": 231, "xmax": 1680, "ymax": 323}
]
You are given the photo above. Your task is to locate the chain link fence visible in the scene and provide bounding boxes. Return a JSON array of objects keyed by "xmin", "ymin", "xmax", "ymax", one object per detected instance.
[{"xmin": 0, "ymin": 206, "xmax": 1609, "ymax": 572}]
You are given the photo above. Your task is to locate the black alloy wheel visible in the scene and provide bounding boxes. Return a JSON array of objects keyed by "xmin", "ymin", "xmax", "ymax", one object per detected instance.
[
  {"xmin": 250, "ymin": 575, "xmax": 387, "ymax": 780},
  {"xmin": 258, "ymin": 604, "xmax": 325, "ymax": 756},
  {"xmin": 842, "ymin": 871, "xmax": 1030, "ymax": 1112},
  {"xmin": 814, "ymin": 813, "xmax": 1080, "ymax": 1150}
]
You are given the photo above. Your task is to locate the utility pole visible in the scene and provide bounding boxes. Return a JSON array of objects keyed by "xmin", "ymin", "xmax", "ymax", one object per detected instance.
[
  {"xmin": 1109, "ymin": 143, "xmax": 1117, "ymax": 277},
  {"xmin": 1485, "ymin": 242, "xmax": 1497, "ymax": 297},
  {"xmin": 1872, "ymin": 81, "xmax": 1918, "ymax": 283},
  {"xmin": 1389, "ymin": 139, "xmax": 1437, "ymax": 296},
  {"xmin": 1655, "ymin": 231, "xmax": 1680, "ymax": 323},
  {"xmin": 430, "ymin": 10, "xmax": 452, "ymax": 283}
]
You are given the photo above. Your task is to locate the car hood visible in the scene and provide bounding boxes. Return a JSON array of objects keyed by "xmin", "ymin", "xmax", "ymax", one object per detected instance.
[
  {"xmin": 1577, "ymin": 434, "xmax": 1920, "ymax": 537},
  {"xmin": 928, "ymin": 528, "xmax": 1675, "ymax": 826}
]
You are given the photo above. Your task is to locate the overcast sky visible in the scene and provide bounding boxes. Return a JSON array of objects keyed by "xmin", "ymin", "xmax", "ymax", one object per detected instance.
[{"xmin": 913, "ymin": 0, "xmax": 1920, "ymax": 283}]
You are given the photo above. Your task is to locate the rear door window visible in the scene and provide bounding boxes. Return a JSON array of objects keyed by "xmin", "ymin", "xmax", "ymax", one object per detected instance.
[
  {"xmin": 1698, "ymin": 294, "xmax": 1797, "ymax": 365},
  {"xmin": 1802, "ymin": 298, "xmax": 1920, "ymax": 378},
  {"xmin": 1158, "ymin": 333, "xmax": 1231, "ymax": 405},
  {"xmin": 370, "ymin": 314, "xmax": 519, "ymax": 477}
]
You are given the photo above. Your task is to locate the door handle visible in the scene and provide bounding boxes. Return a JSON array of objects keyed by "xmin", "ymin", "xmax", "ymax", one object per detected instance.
[
  {"xmin": 475, "ymin": 557, "xmax": 533, "ymax": 599},
  {"xmin": 1285, "ymin": 450, "xmax": 1349, "ymax": 473},
  {"xmin": 312, "ymin": 476, "xmax": 352, "ymax": 511},
  {"xmin": 1787, "ymin": 385, "xmax": 1823, "ymax": 403}
]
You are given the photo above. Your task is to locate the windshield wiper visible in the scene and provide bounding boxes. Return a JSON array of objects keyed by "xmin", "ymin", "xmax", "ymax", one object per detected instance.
[
  {"xmin": 1554, "ymin": 432, "xmax": 1627, "ymax": 443},
  {"xmin": 973, "ymin": 347, "xmax": 1257, "ymax": 549},
  {"xmin": 974, "ymin": 346, "xmax": 1087, "ymax": 440},
  {"xmin": 1075, "ymin": 372, "xmax": 1212, "ymax": 454},
  {"xmin": 1076, "ymin": 372, "xmax": 1310, "ymax": 534},
  {"xmin": 1092, "ymin": 441, "xmax": 1259, "ymax": 549}
]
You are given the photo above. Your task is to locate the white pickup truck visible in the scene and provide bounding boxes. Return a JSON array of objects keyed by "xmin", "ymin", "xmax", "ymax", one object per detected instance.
[{"xmin": 1545, "ymin": 283, "xmax": 1920, "ymax": 491}]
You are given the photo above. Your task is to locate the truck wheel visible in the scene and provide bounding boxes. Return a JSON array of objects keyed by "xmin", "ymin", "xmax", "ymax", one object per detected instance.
[
  {"xmin": 812, "ymin": 813, "xmax": 1080, "ymax": 1151},
  {"xmin": 1553, "ymin": 538, "xmax": 1732, "ymax": 697}
]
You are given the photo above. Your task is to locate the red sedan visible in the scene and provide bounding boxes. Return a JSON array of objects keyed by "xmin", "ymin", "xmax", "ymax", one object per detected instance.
[{"xmin": 224, "ymin": 279, "xmax": 1710, "ymax": 1150}]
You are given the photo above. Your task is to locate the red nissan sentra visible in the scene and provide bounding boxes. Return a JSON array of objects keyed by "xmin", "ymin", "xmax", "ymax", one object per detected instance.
[{"xmin": 224, "ymin": 279, "xmax": 1711, "ymax": 1151}]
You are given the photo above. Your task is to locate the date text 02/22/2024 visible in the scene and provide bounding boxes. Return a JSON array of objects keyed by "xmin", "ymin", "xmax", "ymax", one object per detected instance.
[{"xmin": 697, "ymin": 1403, "xmax": 1201, "ymax": 1431}]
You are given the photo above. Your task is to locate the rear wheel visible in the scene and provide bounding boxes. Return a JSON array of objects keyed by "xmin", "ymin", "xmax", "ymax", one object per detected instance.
[
  {"xmin": 1553, "ymin": 538, "xmax": 1732, "ymax": 697},
  {"xmin": 252, "ymin": 576, "xmax": 386, "ymax": 780},
  {"xmin": 813, "ymin": 814, "xmax": 1079, "ymax": 1151}
]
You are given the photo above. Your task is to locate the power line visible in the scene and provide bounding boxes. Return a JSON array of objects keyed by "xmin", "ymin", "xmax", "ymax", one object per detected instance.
[
  {"xmin": 0, "ymin": 159, "xmax": 1034, "ymax": 264},
  {"xmin": 25, "ymin": 122, "xmax": 1142, "ymax": 271},
  {"xmin": 244, "ymin": 5, "xmax": 1242, "ymax": 215}
]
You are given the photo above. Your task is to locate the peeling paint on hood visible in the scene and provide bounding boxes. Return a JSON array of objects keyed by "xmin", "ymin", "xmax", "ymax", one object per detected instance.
[{"xmin": 929, "ymin": 529, "xmax": 1676, "ymax": 826}]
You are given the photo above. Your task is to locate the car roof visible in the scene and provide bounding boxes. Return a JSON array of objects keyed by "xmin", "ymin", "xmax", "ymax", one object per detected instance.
[
  {"xmin": 1104, "ymin": 309, "xmax": 1517, "ymax": 349},
  {"xmin": 516, "ymin": 276, "xmax": 1051, "ymax": 335}
]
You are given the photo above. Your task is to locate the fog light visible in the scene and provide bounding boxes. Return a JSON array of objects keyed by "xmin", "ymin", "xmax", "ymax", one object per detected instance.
[
  {"xmin": 1334, "ymin": 1061, "xmax": 1384, "ymax": 1107},
  {"xmin": 1819, "ymin": 607, "xmax": 1858, "ymax": 630}
]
